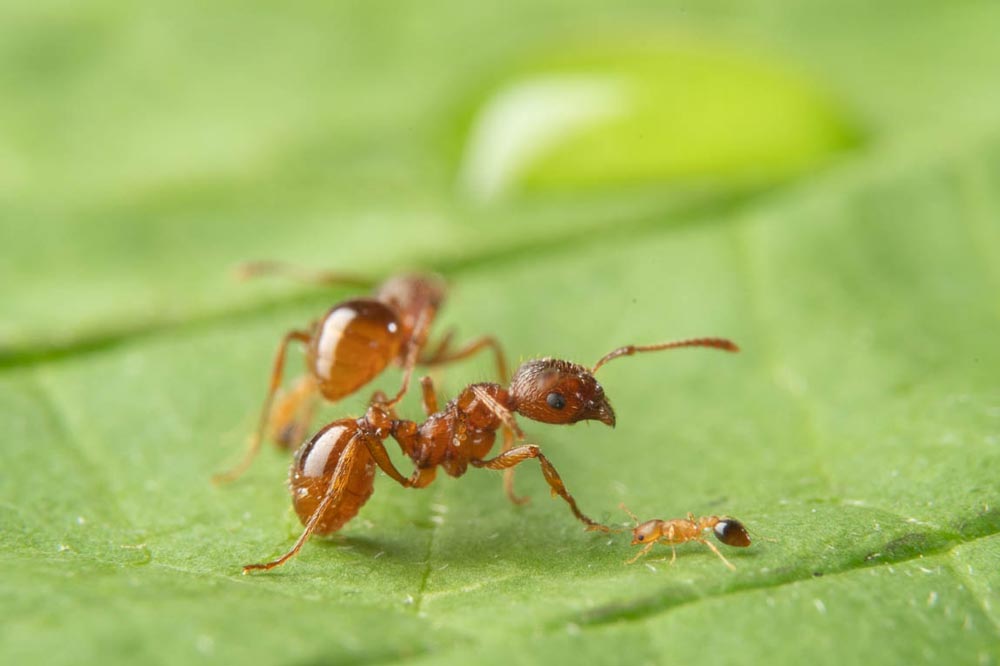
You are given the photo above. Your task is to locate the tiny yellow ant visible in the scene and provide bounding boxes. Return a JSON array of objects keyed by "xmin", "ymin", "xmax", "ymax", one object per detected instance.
[{"xmin": 621, "ymin": 504, "xmax": 751, "ymax": 571}]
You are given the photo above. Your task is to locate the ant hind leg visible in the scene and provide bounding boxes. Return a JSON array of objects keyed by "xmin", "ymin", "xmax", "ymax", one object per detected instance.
[
  {"xmin": 214, "ymin": 329, "xmax": 312, "ymax": 484},
  {"xmin": 243, "ymin": 438, "xmax": 365, "ymax": 573}
]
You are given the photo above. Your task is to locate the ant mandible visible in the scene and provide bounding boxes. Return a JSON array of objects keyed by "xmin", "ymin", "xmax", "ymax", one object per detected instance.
[
  {"xmin": 243, "ymin": 336, "xmax": 738, "ymax": 573},
  {"xmin": 213, "ymin": 261, "xmax": 508, "ymax": 484},
  {"xmin": 620, "ymin": 504, "xmax": 751, "ymax": 570}
]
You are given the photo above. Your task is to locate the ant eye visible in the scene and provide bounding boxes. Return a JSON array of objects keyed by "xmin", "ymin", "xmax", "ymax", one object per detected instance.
[
  {"xmin": 637, "ymin": 534, "xmax": 644, "ymax": 541},
  {"xmin": 546, "ymin": 392, "xmax": 566, "ymax": 410}
]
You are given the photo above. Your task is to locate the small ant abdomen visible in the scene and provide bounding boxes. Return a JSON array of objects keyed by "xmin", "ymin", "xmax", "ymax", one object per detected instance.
[
  {"xmin": 714, "ymin": 519, "xmax": 751, "ymax": 547},
  {"xmin": 307, "ymin": 299, "xmax": 404, "ymax": 401},
  {"xmin": 290, "ymin": 420, "xmax": 376, "ymax": 535}
]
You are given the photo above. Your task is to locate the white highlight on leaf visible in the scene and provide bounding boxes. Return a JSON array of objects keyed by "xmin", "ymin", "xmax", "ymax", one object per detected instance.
[
  {"xmin": 458, "ymin": 76, "xmax": 631, "ymax": 201},
  {"xmin": 813, "ymin": 598, "xmax": 827, "ymax": 614}
]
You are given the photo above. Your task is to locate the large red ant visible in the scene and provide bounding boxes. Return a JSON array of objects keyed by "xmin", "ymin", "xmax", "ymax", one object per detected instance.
[
  {"xmin": 242, "ymin": 337, "xmax": 738, "ymax": 573},
  {"xmin": 620, "ymin": 504, "xmax": 751, "ymax": 570},
  {"xmin": 213, "ymin": 262, "xmax": 508, "ymax": 483}
]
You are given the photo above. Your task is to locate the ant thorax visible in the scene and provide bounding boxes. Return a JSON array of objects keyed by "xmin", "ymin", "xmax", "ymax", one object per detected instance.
[{"xmin": 402, "ymin": 383, "xmax": 508, "ymax": 474}]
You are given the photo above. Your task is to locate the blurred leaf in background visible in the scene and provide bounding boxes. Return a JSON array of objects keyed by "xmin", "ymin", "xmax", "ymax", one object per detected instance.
[{"xmin": 2, "ymin": 1, "xmax": 999, "ymax": 664}]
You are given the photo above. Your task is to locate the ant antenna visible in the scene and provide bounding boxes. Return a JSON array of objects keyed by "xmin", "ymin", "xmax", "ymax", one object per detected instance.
[
  {"xmin": 619, "ymin": 503, "xmax": 640, "ymax": 527},
  {"xmin": 592, "ymin": 338, "xmax": 739, "ymax": 374},
  {"xmin": 233, "ymin": 261, "xmax": 374, "ymax": 289}
]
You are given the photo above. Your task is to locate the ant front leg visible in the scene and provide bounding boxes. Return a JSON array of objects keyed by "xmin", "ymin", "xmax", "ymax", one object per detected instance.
[
  {"xmin": 214, "ymin": 329, "xmax": 312, "ymax": 484},
  {"xmin": 470, "ymin": 445, "xmax": 610, "ymax": 532},
  {"xmin": 626, "ymin": 541, "xmax": 658, "ymax": 564},
  {"xmin": 467, "ymin": 385, "xmax": 531, "ymax": 506}
]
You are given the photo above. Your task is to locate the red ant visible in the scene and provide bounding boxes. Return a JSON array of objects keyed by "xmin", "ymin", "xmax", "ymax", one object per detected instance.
[
  {"xmin": 213, "ymin": 262, "xmax": 508, "ymax": 483},
  {"xmin": 620, "ymin": 504, "xmax": 751, "ymax": 570},
  {"xmin": 242, "ymin": 337, "xmax": 738, "ymax": 573}
]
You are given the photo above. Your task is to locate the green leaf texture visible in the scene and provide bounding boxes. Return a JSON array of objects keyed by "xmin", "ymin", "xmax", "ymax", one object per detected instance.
[{"xmin": 2, "ymin": 1, "xmax": 999, "ymax": 664}]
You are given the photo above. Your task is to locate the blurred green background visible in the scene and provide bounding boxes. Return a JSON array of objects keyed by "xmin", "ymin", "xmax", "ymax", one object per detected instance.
[{"xmin": 2, "ymin": 1, "xmax": 999, "ymax": 664}]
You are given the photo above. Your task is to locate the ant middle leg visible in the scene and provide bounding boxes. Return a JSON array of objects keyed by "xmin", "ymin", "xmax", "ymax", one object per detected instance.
[
  {"xmin": 384, "ymin": 305, "xmax": 435, "ymax": 408},
  {"xmin": 470, "ymin": 445, "xmax": 609, "ymax": 532},
  {"xmin": 422, "ymin": 333, "xmax": 509, "ymax": 383},
  {"xmin": 214, "ymin": 328, "xmax": 312, "ymax": 484}
]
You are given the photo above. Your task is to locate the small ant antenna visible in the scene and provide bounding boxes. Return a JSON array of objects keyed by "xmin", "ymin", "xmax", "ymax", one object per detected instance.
[
  {"xmin": 592, "ymin": 338, "xmax": 739, "ymax": 374},
  {"xmin": 233, "ymin": 260, "xmax": 374, "ymax": 289},
  {"xmin": 619, "ymin": 502, "xmax": 640, "ymax": 527}
]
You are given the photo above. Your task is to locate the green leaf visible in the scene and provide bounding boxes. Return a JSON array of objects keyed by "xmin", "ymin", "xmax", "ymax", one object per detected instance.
[{"xmin": 3, "ymin": 2, "xmax": 1000, "ymax": 665}]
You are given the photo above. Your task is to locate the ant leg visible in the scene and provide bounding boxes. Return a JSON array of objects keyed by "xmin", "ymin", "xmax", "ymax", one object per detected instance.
[
  {"xmin": 501, "ymin": 427, "xmax": 529, "ymax": 505},
  {"xmin": 470, "ymin": 445, "xmax": 609, "ymax": 532},
  {"xmin": 422, "ymin": 328, "xmax": 455, "ymax": 365},
  {"xmin": 501, "ymin": 434, "xmax": 525, "ymax": 505},
  {"xmin": 468, "ymin": 385, "xmax": 530, "ymax": 505},
  {"xmin": 470, "ymin": 385, "xmax": 526, "ymax": 439},
  {"xmin": 385, "ymin": 305, "xmax": 435, "ymax": 408},
  {"xmin": 419, "ymin": 376, "xmax": 439, "ymax": 416},
  {"xmin": 243, "ymin": 438, "xmax": 367, "ymax": 573},
  {"xmin": 700, "ymin": 539, "xmax": 737, "ymax": 571},
  {"xmin": 234, "ymin": 261, "xmax": 373, "ymax": 289},
  {"xmin": 422, "ymin": 335, "xmax": 509, "ymax": 383},
  {"xmin": 356, "ymin": 434, "xmax": 414, "ymax": 489},
  {"xmin": 269, "ymin": 375, "xmax": 319, "ymax": 449},
  {"xmin": 626, "ymin": 541, "xmax": 658, "ymax": 564},
  {"xmin": 368, "ymin": 390, "xmax": 401, "ymax": 420},
  {"xmin": 214, "ymin": 329, "xmax": 311, "ymax": 484}
]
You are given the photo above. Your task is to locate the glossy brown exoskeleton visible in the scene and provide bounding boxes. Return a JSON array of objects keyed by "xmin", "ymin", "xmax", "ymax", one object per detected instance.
[
  {"xmin": 621, "ymin": 504, "xmax": 751, "ymax": 570},
  {"xmin": 243, "ymin": 337, "xmax": 739, "ymax": 573},
  {"xmin": 214, "ymin": 262, "xmax": 508, "ymax": 483}
]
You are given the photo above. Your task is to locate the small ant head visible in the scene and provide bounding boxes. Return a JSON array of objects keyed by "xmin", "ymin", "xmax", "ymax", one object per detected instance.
[
  {"xmin": 713, "ymin": 518, "xmax": 751, "ymax": 547},
  {"xmin": 631, "ymin": 520, "xmax": 663, "ymax": 546},
  {"xmin": 509, "ymin": 358, "xmax": 615, "ymax": 426}
]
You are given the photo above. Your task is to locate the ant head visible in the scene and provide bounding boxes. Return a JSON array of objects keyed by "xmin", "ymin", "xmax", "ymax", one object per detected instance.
[
  {"xmin": 509, "ymin": 358, "xmax": 615, "ymax": 427},
  {"xmin": 713, "ymin": 518, "xmax": 751, "ymax": 547},
  {"xmin": 631, "ymin": 520, "xmax": 662, "ymax": 546}
]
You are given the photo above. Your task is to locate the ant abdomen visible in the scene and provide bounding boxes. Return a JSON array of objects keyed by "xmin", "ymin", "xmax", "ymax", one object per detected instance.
[
  {"xmin": 713, "ymin": 519, "xmax": 751, "ymax": 547},
  {"xmin": 290, "ymin": 420, "xmax": 377, "ymax": 535},
  {"xmin": 307, "ymin": 299, "xmax": 405, "ymax": 401}
]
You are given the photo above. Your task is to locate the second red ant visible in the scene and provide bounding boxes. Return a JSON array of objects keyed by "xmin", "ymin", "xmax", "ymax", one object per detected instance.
[
  {"xmin": 242, "ymin": 337, "xmax": 738, "ymax": 573},
  {"xmin": 213, "ymin": 262, "xmax": 508, "ymax": 483}
]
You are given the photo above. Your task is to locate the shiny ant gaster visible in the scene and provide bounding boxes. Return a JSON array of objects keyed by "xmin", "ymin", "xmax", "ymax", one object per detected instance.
[
  {"xmin": 621, "ymin": 504, "xmax": 751, "ymax": 570},
  {"xmin": 243, "ymin": 337, "xmax": 738, "ymax": 573},
  {"xmin": 214, "ymin": 262, "xmax": 508, "ymax": 483}
]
